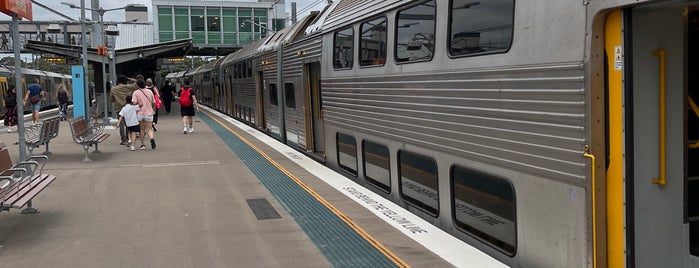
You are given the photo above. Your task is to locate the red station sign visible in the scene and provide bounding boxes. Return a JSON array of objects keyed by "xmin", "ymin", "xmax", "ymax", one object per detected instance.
[{"xmin": 0, "ymin": 0, "xmax": 32, "ymax": 21}]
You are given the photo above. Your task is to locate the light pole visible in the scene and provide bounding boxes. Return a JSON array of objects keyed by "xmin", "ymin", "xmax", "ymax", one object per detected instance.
[{"xmin": 61, "ymin": 2, "xmax": 136, "ymax": 126}]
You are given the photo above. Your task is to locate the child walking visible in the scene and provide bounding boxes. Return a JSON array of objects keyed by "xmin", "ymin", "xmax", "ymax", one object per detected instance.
[{"xmin": 115, "ymin": 96, "xmax": 140, "ymax": 151}]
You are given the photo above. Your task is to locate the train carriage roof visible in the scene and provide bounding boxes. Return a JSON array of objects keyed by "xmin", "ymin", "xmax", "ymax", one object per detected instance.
[
  {"xmin": 258, "ymin": 25, "xmax": 294, "ymax": 53},
  {"xmin": 321, "ymin": 0, "xmax": 404, "ymax": 33},
  {"xmin": 225, "ymin": 36, "xmax": 270, "ymax": 64},
  {"xmin": 305, "ymin": 2, "xmax": 338, "ymax": 35},
  {"xmin": 219, "ymin": 50, "xmax": 241, "ymax": 67},
  {"xmin": 281, "ymin": 11, "xmax": 322, "ymax": 45}
]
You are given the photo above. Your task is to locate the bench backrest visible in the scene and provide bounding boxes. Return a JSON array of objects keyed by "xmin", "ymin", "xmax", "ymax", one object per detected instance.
[
  {"xmin": 0, "ymin": 142, "xmax": 12, "ymax": 174},
  {"xmin": 69, "ymin": 117, "xmax": 89, "ymax": 141}
]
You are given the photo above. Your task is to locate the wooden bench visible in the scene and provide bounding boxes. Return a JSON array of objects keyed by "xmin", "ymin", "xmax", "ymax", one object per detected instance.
[
  {"xmin": 0, "ymin": 142, "xmax": 56, "ymax": 214},
  {"xmin": 68, "ymin": 116, "xmax": 110, "ymax": 162},
  {"xmin": 24, "ymin": 116, "xmax": 61, "ymax": 156}
]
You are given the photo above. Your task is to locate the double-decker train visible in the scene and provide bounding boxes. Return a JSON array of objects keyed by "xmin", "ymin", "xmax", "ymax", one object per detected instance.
[
  {"xmin": 0, "ymin": 66, "xmax": 72, "ymax": 116},
  {"xmin": 170, "ymin": 0, "xmax": 699, "ymax": 266}
]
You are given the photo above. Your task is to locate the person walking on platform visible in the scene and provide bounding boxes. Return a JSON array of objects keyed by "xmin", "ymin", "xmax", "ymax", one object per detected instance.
[
  {"xmin": 115, "ymin": 95, "xmax": 140, "ymax": 151},
  {"xmin": 56, "ymin": 83, "xmax": 70, "ymax": 121},
  {"xmin": 145, "ymin": 78, "xmax": 161, "ymax": 131},
  {"xmin": 161, "ymin": 80, "xmax": 175, "ymax": 114},
  {"xmin": 110, "ymin": 75, "xmax": 137, "ymax": 146},
  {"xmin": 23, "ymin": 78, "xmax": 44, "ymax": 124},
  {"xmin": 132, "ymin": 79, "xmax": 157, "ymax": 149},
  {"xmin": 178, "ymin": 79, "xmax": 200, "ymax": 134},
  {"xmin": 3, "ymin": 85, "xmax": 17, "ymax": 133}
]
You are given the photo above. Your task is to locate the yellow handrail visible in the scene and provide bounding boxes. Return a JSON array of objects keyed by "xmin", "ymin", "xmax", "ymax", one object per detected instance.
[
  {"xmin": 583, "ymin": 145, "xmax": 597, "ymax": 268},
  {"xmin": 651, "ymin": 49, "xmax": 667, "ymax": 186},
  {"xmin": 690, "ymin": 96, "xmax": 699, "ymax": 149}
]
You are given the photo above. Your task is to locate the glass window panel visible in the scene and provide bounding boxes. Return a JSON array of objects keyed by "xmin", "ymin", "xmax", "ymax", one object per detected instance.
[
  {"xmin": 207, "ymin": 7, "xmax": 220, "ymax": 15},
  {"xmin": 158, "ymin": 6, "xmax": 172, "ymax": 15},
  {"xmin": 452, "ymin": 165, "xmax": 516, "ymax": 255},
  {"xmin": 174, "ymin": 7, "xmax": 188, "ymax": 15},
  {"xmin": 191, "ymin": 14, "xmax": 205, "ymax": 32},
  {"xmin": 239, "ymin": 33, "xmax": 254, "ymax": 44},
  {"xmin": 223, "ymin": 16, "xmax": 237, "ymax": 31},
  {"xmin": 159, "ymin": 33, "xmax": 173, "ymax": 42},
  {"xmin": 254, "ymin": 9, "xmax": 267, "ymax": 16},
  {"xmin": 284, "ymin": 83, "xmax": 295, "ymax": 109},
  {"xmin": 363, "ymin": 140, "xmax": 390, "ymax": 192},
  {"xmin": 158, "ymin": 15, "xmax": 173, "ymax": 31},
  {"xmin": 191, "ymin": 8, "xmax": 204, "ymax": 16},
  {"xmin": 240, "ymin": 17, "xmax": 252, "ymax": 32},
  {"xmin": 175, "ymin": 32, "xmax": 189, "ymax": 40},
  {"xmin": 399, "ymin": 151, "xmax": 438, "ymax": 215},
  {"xmin": 269, "ymin": 83, "xmax": 278, "ymax": 106},
  {"xmin": 333, "ymin": 27, "xmax": 353, "ymax": 69},
  {"xmin": 175, "ymin": 16, "xmax": 189, "ymax": 31},
  {"xmin": 192, "ymin": 32, "xmax": 205, "ymax": 44},
  {"xmin": 337, "ymin": 133, "xmax": 358, "ymax": 176},
  {"xmin": 359, "ymin": 16, "xmax": 387, "ymax": 66},
  {"xmin": 223, "ymin": 8, "xmax": 236, "ymax": 16},
  {"xmin": 396, "ymin": 0, "xmax": 436, "ymax": 63},
  {"xmin": 449, "ymin": 0, "xmax": 514, "ymax": 56},
  {"xmin": 208, "ymin": 33, "xmax": 221, "ymax": 44},
  {"xmin": 239, "ymin": 8, "xmax": 251, "ymax": 17},
  {"xmin": 223, "ymin": 33, "xmax": 237, "ymax": 44},
  {"xmin": 208, "ymin": 15, "xmax": 220, "ymax": 32}
]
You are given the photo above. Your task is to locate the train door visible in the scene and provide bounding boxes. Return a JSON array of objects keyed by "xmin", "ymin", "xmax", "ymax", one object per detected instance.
[
  {"xmin": 303, "ymin": 62, "xmax": 324, "ymax": 158},
  {"xmin": 256, "ymin": 70, "xmax": 266, "ymax": 129},
  {"xmin": 604, "ymin": 5, "xmax": 697, "ymax": 267}
]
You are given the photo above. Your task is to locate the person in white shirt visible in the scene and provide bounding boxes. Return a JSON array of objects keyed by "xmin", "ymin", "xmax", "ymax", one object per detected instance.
[{"xmin": 115, "ymin": 95, "xmax": 141, "ymax": 151}]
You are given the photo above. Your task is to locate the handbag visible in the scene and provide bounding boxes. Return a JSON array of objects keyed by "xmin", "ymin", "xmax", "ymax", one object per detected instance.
[
  {"xmin": 154, "ymin": 95, "xmax": 162, "ymax": 109},
  {"xmin": 29, "ymin": 94, "xmax": 41, "ymax": 104}
]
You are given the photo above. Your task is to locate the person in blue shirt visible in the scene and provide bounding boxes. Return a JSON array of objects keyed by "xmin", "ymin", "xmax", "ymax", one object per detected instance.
[{"xmin": 23, "ymin": 78, "xmax": 44, "ymax": 124}]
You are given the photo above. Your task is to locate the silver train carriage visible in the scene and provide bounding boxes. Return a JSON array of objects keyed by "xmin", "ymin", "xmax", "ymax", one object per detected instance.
[{"xmin": 181, "ymin": 0, "xmax": 699, "ymax": 266}]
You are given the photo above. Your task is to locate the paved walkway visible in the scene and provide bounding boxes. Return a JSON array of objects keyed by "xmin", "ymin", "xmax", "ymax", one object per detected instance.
[{"xmin": 0, "ymin": 108, "xmax": 453, "ymax": 267}]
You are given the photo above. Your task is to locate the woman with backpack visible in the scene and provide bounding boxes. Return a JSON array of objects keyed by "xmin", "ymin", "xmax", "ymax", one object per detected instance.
[
  {"xmin": 179, "ymin": 79, "xmax": 199, "ymax": 134},
  {"xmin": 3, "ymin": 85, "xmax": 17, "ymax": 133}
]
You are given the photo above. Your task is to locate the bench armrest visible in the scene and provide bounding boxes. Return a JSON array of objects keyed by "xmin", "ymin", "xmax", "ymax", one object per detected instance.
[{"xmin": 24, "ymin": 155, "xmax": 48, "ymax": 174}]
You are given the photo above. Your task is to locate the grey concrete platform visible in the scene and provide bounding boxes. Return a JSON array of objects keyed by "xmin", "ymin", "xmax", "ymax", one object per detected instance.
[{"xmin": 0, "ymin": 108, "xmax": 454, "ymax": 268}]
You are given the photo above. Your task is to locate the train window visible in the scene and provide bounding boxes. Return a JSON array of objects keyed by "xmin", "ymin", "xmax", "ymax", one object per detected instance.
[
  {"xmin": 451, "ymin": 165, "xmax": 516, "ymax": 255},
  {"xmin": 333, "ymin": 27, "xmax": 354, "ymax": 69},
  {"xmin": 395, "ymin": 0, "xmax": 436, "ymax": 63},
  {"xmin": 359, "ymin": 16, "xmax": 387, "ymax": 67},
  {"xmin": 191, "ymin": 8, "xmax": 205, "ymax": 32},
  {"xmin": 284, "ymin": 83, "xmax": 295, "ymax": 109},
  {"xmin": 448, "ymin": 0, "xmax": 514, "ymax": 57},
  {"xmin": 398, "ymin": 151, "xmax": 438, "ymax": 216},
  {"xmin": 269, "ymin": 84, "xmax": 278, "ymax": 106},
  {"xmin": 247, "ymin": 60, "xmax": 252, "ymax": 78},
  {"xmin": 362, "ymin": 140, "xmax": 390, "ymax": 193},
  {"xmin": 337, "ymin": 133, "xmax": 358, "ymax": 176}
]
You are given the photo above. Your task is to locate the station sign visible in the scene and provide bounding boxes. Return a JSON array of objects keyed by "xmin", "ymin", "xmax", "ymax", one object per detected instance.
[{"xmin": 0, "ymin": 0, "xmax": 32, "ymax": 21}]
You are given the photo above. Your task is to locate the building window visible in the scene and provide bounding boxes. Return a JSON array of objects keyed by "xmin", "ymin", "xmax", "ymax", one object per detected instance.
[
  {"xmin": 451, "ymin": 165, "xmax": 516, "ymax": 255},
  {"xmin": 359, "ymin": 16, "xmax": 387, "ymax": 66},
  {"xmin": 222, "ymin": 8, "xmax": 237, "ymax": 44},
  {"xmin": 399, "ymin": 151, "xmax": 438, "ymax": 215},
  {"xmin": 448, "ymin": 0, "xmax": 514, "ymax": 57},
  {"xmin": 337, "ymin": 133, "xmax": 358, "ymax": 176},
  {"xmin": 191, "ymin": 8, "xmax": 205, "ymax": 32},
  {"xmin": 333, "ymin": 27, "xmax": 354, "ymax": 69},
  {"xmin": 269, "ymin": 83, "xmax": 278, "ymax": 106},
  {"xmin": 396, "ymin": 0, "xmax": 436, "ymax": 63},
  {"xmin": 284, "ymin": 83, "xmax": 295, "ymax": 109},
  {"xmin": 363, "ymin": 140, "xmax": 390, "ymax": 192}
]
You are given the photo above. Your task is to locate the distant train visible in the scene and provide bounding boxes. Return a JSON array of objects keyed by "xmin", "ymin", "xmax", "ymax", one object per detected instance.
[
  {"xmin": 0, "ymin": 65, "xmax": 72, "ymax": 116},
  {"xmin": 169, "ymin": 0, "xmax": 699, "ymax": 267}
]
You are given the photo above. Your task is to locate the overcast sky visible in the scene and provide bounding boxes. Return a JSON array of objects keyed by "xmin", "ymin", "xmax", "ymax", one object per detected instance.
[{"xmin": 1, "ymin": 0, "xmax": 326, "ymax": 23}]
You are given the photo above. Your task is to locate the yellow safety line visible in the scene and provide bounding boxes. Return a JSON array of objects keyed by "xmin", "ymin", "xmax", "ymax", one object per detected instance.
[{"xmin": 203, "ymin": 111, "xmax": 411, "ymax": 268}]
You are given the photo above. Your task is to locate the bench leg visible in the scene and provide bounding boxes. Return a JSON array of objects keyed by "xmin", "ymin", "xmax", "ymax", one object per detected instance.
[
  {"xmin": 81, "ymin": 144, "xmax": 92, "ymax": 162},
  {"xmin": 20, "ymin": 200, "xmax": 39, "ymax": 214},
  {"xmin": 43, "ymin": 142, "xmax": 52, "ymax": 155},
  {"xmin": 27, "ymin": 147, "xmax": 34, "ymax": 157},
  {"xmin": 93, "ymin": 143, "xmax": 102, "ymax": 154}
]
